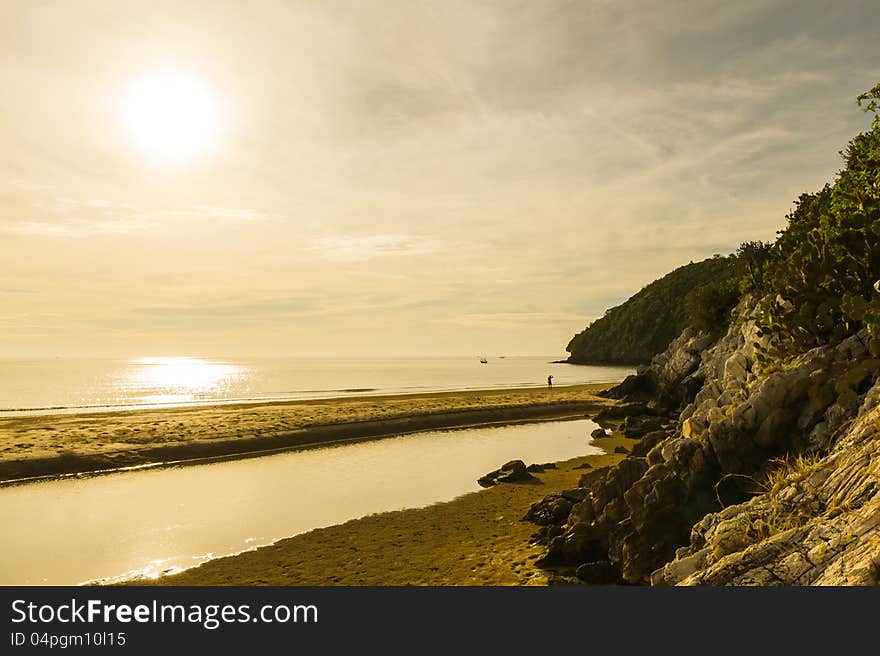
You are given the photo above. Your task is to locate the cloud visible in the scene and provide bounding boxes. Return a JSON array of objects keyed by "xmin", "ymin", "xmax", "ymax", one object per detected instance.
[
  {"xmin": 89, "ymin": 297, "xmax": 319, "ymax": 332},
  {"xmin": 3, "ymin": 1, "xmax": 880, "ymax": 356},
  {"xmin": 437, "ymin": 312, "xmax": 593, "ymax": 329},
  {"xmin": 0, "ymin": 192, "xmax": 270, "ymax": 237},
  {"xmin": 310, "ymin": 234, "xmax": 441, "ymax": 262}
]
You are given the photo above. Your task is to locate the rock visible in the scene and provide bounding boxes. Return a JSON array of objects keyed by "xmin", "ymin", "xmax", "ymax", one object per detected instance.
[
  {"xmin": 806, "ymin": 422, "xmax": 831, "ymax": 451},
  {"xmin": 497, "ymin": 460, "xmax": 526, "ymax": 476},
  {"xmin": 825, "ymin": 402, "xmax": 851, "ymax": 432},
  {"xmin": 572, "ymin": 462, "xmax": 593, "ymax": 470},
  {"xmin": 589, "ymin": 458, "xmax": 648, "ymax": 509},
  {"xmin": 477, "ymin": 460, "xmax": 535, "ymax": 487},
  {"xmin": 835, "ymin": 332, "xmax": 869, "ymax": 361},
  {"xmin": 621, "ymin": 415, "xmax": 665, "ymax": 438},
  {"xmin": 649, "ymin": 328, "xmax": 707, "ymax": 411},
  {"xmin": 537, "ymin": 523, "xmax": 606, "ymax": 567},
  {"xmin": 568, "ymin": 498, "xmax": 596, "ymax": 525},
  {"xmin": 630, "ymin": 429, "xmax": 670, "ymax": 457},
  {"xmin": 600, "ymin": 373, "xmax": 654, "ymax": 401},
  {"xmin": 522, "ymin": 495, "xmax": 573, "ymax": 526},
  {"xmin": 594, "ymin": 402, "xmax": 656, "ymax": 422},
  {"xmin": 577, "ymin": 465, "xmax": 612, "ymax": 488},
  {"xmin": 525, "ymin": 298, "xmax": 880, "ymax": 586},
  {"xmin": 654, "ymin": 347, "xmax": 880, "ymax": 586},
  {"xmin": 614, "ymin": 446, "xmax": 629, "ymax": 454},
  {"xmin": 723, "ymin": 351, "xmax": 749, "ymax": 386},
  {"xmin": 754, "ymin": 407, "xmax": 798, "ymax": 448},
  {"xmin": 575, "ymin": 561, "xmax": 621, "ymax": 585},
  {"xmin": 560, "ymin": 488, "xmax": 590, "ymax": 503},
  {"xmin": 545, "ymin": 524, "xmax": 564, "ymax": 541},
  {"xmin": 681, "ymin": 416, "xmax": 704, "ymax": 439},
  {"xmin": 545, "ymin": 573, "xmax": 582, "ymax": 586},
  {"xmin": 526, "ymin": 462, "xmax": 558, "ymax": 473},
  {"xmin": 591, "ymin": 427, "xmax": 609, "ymax": 439},
  {"xmin": 651, "ymin": 550, "xmax": 707, "ymax": 586}
]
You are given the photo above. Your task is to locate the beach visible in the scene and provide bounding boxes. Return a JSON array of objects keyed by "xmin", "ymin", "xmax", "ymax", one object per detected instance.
[
  {"xmin": 146, "ymin": 434, "xmax": 631, "ymax": 586},
  {"xmin": 0, "ymin": 383, "xmax": 614, "ymax": 482},
  {"xmin": 1, "ymin": 382, "xmax": 626, "ymax": 586}
]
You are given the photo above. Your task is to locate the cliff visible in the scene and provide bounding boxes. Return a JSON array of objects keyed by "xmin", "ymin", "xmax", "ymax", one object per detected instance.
[
  {"xmin": 531, "ymin": 83, "xmax": 880, "ymax": 585},
  {"xmin": 527, "ymin": 300, "xmax": 880, "ymax": 585}
]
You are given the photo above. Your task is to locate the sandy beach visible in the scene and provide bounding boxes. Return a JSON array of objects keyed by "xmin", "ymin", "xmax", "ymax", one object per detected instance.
[
  {"xmin": 146, "ymin": 432, "xmax": 631, "ymax": 586},
  {"xmin": 0, "ymin": 383, "xmax": 614, "ymax": 482}
]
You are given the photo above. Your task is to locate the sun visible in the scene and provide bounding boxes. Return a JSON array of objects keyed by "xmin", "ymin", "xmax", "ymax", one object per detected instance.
[{"xmin": 124, "ymin": 73, "xmax": 221, "ymax": 161}]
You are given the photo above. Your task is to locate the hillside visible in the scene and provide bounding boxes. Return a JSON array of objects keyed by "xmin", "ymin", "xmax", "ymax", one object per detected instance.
[
  {"xmin": 525, "ymin": 82, "xmax": 880, "ymax": 586},
  {"xmin": 565, "ymin": 256, "xmax": 735, "ymax": 365}
]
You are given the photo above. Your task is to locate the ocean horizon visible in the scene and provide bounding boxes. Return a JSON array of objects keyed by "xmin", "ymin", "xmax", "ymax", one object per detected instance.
[{"xmin": 0, "ymin": 355, "xmax": 633, "ymax": 416}]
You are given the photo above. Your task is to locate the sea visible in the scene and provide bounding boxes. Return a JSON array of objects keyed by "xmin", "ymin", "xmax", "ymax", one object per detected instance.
[{"xmin": 0, "ymin": 355, "xmax": 632, "ymax": 416}]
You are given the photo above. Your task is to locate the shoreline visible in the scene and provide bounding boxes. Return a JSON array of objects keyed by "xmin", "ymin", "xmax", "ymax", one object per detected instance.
[
  {"xmin": 141, "ymin": 431, "xmax": 632, "ymax": 586},
  {"xmin": 0, "ymin": 383, "xmax": 615, "ymax": 484}
]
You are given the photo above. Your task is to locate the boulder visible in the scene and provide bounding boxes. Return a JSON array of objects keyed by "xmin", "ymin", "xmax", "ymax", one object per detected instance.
[
  {"xmin": 477, "ymin": 460, "xmax": 535, "ymax": 487},
  {"xmin": 591, "ymin": 427, "xmax": 609, "ymax": 439},
  {"xmin": 537, "ymin": 523, "xmax": 606, "ymax": 567},
  {"xmin": 559, "ymin": 488, "xmax": 590, "ymax": 503},
  {"xmin": 577, "ymin": 465, "xmax": 612, "ymax": 488},
  {"xmin": 600, "ymin": 373, "xmax": 654, "ymax": 401},
  {"xmin": 630, "ymin": 429, "xmax": 671, "ymax": 457},
  {"xmin": 522, "ymin": 495, "xmax": 573, "ymax": 526},
  {"xmin": 526, "ymin": 462, "xmax": 557, "ymax": 473},
  {"xmin": 621, "ymin": 415, "xmax": 665, "ymax": 438}
]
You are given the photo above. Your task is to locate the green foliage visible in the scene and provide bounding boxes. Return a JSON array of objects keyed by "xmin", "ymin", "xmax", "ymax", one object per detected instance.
[
  {"xmin": 755, "ymin": 82, "xmax": 880, "ymax": 357},
  {"xmin": 684, "ymin": 240, "xmax": 773, "ymax": 336},
  {"xmin": 735, "ymin": 241, "xmax": 772, "ymax": 293},
  {"xmin": 566, "ymin": 257, "xmax": 735, "ymax": 364},
  {"xmin": 684, "ymin": 277, "xmax": 740, "ymax": 335},
  {"xmin": 857, "ymin": 82, "xmax": 880, "ymax": 129}
]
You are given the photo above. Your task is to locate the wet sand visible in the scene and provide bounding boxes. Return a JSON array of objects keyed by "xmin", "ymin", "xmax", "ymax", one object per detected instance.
[
  {"xmin": 0, "ymin": 384, "xmax": 614, "ymax": 482},
  {"xmin": 148, "ymin": 432, "xmax": 631, "ymax": 586}
]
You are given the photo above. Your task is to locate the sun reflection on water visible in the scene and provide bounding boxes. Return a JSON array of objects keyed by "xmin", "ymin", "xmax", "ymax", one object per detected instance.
[{"xmin": 130, "ymin": 357, "xmax": 243, "ymax": 404}]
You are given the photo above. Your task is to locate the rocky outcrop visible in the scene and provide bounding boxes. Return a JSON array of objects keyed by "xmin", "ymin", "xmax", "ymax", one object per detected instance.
[
  {"xmin": 527, "ymin": 299, "xmax": 880, "ymax": 585},
  {"xmin": 599, "ymin": 328, "xmax": 712, "ymax": 415},
  {"xmin": 654, "ymin": 379, "xmax": 880, "ymax": 585}
]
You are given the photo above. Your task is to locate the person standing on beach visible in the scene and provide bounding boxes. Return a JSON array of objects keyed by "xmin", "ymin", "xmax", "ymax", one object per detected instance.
[{"xmin": 547, "ymin": 375, "xmax": 553, "ymax": 387}]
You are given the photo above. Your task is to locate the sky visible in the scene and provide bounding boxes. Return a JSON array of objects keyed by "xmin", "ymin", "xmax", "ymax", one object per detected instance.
[{"xmin": 1, "ymin": 0, "xmax": 879, "ymax": 358}]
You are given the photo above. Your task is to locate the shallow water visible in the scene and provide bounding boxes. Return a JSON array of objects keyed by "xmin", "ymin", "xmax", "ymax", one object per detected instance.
[{"xmin": 0, "ymin": 418, "xmax": 602, "ymax": 585}]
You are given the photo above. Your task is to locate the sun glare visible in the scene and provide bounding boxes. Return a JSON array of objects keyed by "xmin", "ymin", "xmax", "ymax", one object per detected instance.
[
  {"xmin": 124, "ymin": 73, "xmax": 221, "ymax": 161},
  {"xmin": 131, "ymin": 357, "xmax": 241, "ymax": 402}
]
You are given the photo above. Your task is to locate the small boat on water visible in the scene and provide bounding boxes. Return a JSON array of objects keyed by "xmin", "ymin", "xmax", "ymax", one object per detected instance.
[{"xmin": 479, "ymin": 357, "xmax": 488, "ymax": 364}]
